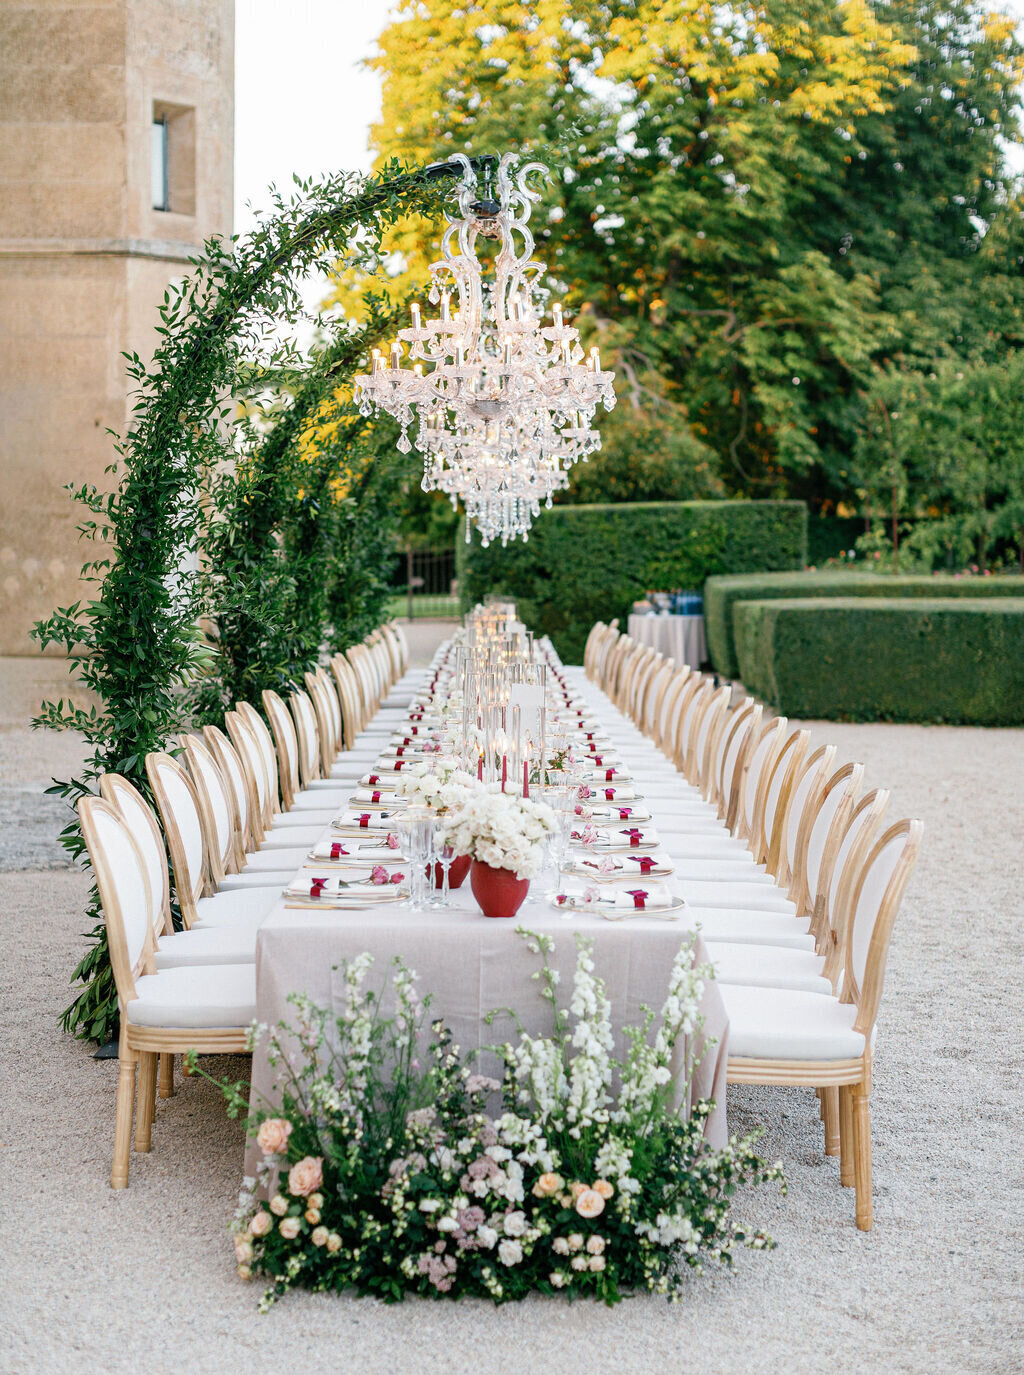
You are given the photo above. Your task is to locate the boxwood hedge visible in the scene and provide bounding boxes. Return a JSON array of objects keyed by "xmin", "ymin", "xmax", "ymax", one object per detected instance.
[
  {"xmin": 734, "ymin": 596, "xmax": 1024, "ymax": 725},
  {"xmin": 457, "ymin": 500, "xmax": 807, "ymax": 663},
  {"xmin": 705, "ymin": 571, "xmax": 1024, "ymax": 678}
]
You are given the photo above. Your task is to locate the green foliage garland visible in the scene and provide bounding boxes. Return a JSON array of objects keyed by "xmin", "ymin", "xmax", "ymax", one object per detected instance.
[{"xmin": 31, "ymin": 161, "xmax": 466, "ymax": 1043}]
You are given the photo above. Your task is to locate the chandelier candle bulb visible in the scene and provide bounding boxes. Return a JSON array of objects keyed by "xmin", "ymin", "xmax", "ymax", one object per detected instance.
[
  {"xmin": 441, "ymin": 290, "xmax": 451, "ymax": 322},
  {"xmin": 552, "ymin": 303, "xmax": 563, "ymax": 329},
  {"xmin": 371, "ymin": 348, "xmax": 383, "ymax": 374},
  {"xmin": 390, "ymin": 342, "xmax": 402, "ymax": 369},
  {"xmin": 410, "ymin": 302, "xmax": 421, "ymax": 330}
]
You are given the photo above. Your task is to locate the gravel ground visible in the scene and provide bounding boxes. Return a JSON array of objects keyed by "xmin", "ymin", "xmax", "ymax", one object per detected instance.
[{"xmin": 1, "ymin": 639, "xmax": 1022, "ymax": 1375}]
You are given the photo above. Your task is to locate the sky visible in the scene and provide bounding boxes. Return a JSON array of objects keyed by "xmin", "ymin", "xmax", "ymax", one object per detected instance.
[
  {"xmin": 234, "ymin": 0, "xmax": 1024, "ymax": 236},
  {"xmin": 234, "ymin": 0, "xmax": 394, "ymax": 233}
]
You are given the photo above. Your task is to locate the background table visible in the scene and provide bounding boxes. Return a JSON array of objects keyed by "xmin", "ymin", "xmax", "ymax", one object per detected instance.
[
  {"xmin": 245, "ymin": 891, "xmax": 729, "ymax": 1176},
  {"xmin": 628, "ymin": 612, "xmax": 707, "ymax": 669}
]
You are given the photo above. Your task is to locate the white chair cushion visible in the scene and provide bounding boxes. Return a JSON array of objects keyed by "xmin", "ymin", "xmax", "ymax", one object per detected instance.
[
  {"xmin": 262, "ymin": 823, "xmax": 328, "ymax": 845},
  {"xmin": 270, "ymin": 811, "xmax": 336, "ymax": 830},
  {"xmin": 721, "ymin": 984, "xmax": 868, "ymax": 1061},
  {"xmin": 218, "ymin": 870, "xmax": 293, "ymax": 892},
  {"xmin": 678, "ymin": 880, "xmax": 796, "ymax": 913},
  {"xmin": 672, "ymin": 861, "xmax": 775, "ymax": 883},
  {"xmin": 688, "ymin": 907, "xmax": 815, "ymax": 949},
  {"xmin": 290, "ymin": 788, "xmax": 350, "ymax": 809},
  {"xmin": 705, "ymin": 942, "xmax": 830, "ymax": 995},
  {"xmin": 192, "ymin": 887, "xmax": 280, "ymax": 928},
  {"xmin": 154, "ymin": 925, "xmax": 257, "ymax": 969},
  {"xmin": 127, "ymin": 964, "xmax": 256, "ymax": 1028},
  {"xmin": 243, "ymin": 846, "xmax": 309, "ymax": 870}
]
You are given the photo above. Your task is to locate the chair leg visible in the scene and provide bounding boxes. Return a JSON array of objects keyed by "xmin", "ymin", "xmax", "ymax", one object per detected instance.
[
  {"xmin": 838, "ymin": 1085, "xmax": 855, "ymax": 1187},
  {"xmin": 135, "ymin": 1051, "xmax": 158, "ymax": 1153},
  {"xmin": 852, "ymin": 1084, "xmax": 874, "ymax": 1231},
  {"xmin": 158, "ymin": 1052, "xmax": 175, "ymax": 1099},
  {"xmin": 822, "ymin": 1087, "xmax": 840, "ymax": 1156},
  {"xmin": 111, "ymin": 1049, "xmax": 137, "ymax": 1189}
]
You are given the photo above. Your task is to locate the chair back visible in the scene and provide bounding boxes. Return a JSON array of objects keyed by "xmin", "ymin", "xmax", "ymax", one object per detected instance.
[
  {"xmin": 694, "ymin": 684, "xmax": 731, "ymax": 796},
  {"xmin": 820, "ymin": 788, "xmax": 890, "ymax": 955},
  {"xmin": 719, "ymin": 701, "xmax": 761, "ymax": 825},
  {"xmin": 759, "ymin": 728, "xmax": 810, "ymax": 871},
  {"xmin": 654, "ymin": 668, "xmax": 691, "ymax": 752},
  {"xmin": 737, "ymin": 716, "xmax": 787, "ymax": 844},
  {"xmin": 263, "ymin": 689, "xmax": 302, "ymax": 809},
  {"xmin": 849, "ymin": 819, "xmax": 924, "ymax": 1032},
  {"xmin": 801, "ymin": 762, "xmax": 863, "ymax": 919},
  {"xmin": 204, "ymin": 724, "xmax": 253, "ymax": 853},
  {"xmin": 290, "ymin": 688, "xmax": 322, "ymax": 787},
  {"xmin": 182, "ymin": 734, "xmax": 238, "ymax": 886},
  {"xmin": 331, "ymin": 654, "xmax": 365, "ymax": 745},
  {"xmin": 583, "ymin": 622, "xmax": 606, "ymax": 679},
  {"xmin": 98, "ymin": 774, "xmax": 172, "ymax": 936},
  {"xmin": 225, "ymin": 710, "xmax": 269, "ymax": 842},
  {"xmin": 780, "ymin": 743, "xmax": 836, "ymax": 893},
  {"xmin": 236, "ymin": 701, "xmax": 281, "ymax": 819},
  {"xmin": 78, "ymin": 796, "xmax": 155, "ymax": 1005},
  {"xmin": 145, "ymin": 751, "xmax": 208, "ymax": 924},
  {"xmin": 305, "ymin": 669, "xmax": 340, "ymax": 773}
]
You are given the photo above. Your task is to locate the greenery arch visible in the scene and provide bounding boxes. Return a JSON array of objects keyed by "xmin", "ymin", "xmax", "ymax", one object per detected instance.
[{"xmin": 33, "ymin": 158, "xmax": 479, "ymax": 1043}]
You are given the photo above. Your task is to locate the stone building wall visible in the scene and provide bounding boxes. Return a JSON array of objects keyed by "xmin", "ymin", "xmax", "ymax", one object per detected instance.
[{"xmin": 0, "ymin": 0, "xmax": 234, "ymax": 654}]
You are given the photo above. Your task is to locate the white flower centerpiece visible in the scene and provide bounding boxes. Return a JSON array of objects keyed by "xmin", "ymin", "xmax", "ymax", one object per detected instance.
[
  {"xmin": 442, "ymin": 787, "xmax": 556, "ymax": 918},
  {"xmin": 396, "ymin": 757, "xmax": 482, "ymax": 891}
]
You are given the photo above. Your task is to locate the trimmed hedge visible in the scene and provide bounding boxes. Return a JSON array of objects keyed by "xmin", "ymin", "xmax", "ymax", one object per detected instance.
[
  {"xmin": 457, "ymin": 500, "xmax": 807, "ymax": 663},
  {"xmin": 705, "ymin": 571, "xmax": 1024, "ymax": 678},
  {"xmin": 734, "ymin": 597, "xmax": 1024, "ymax": 725}
]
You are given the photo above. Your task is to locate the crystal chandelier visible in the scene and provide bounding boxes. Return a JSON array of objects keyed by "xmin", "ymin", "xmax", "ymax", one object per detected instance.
[{"xmin": 353, "ymin": 152, "xmax": 616, "ymax": 546}]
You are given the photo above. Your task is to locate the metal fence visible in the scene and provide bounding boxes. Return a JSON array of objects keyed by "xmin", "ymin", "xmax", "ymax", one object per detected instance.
[{"xmin": 388, "ymin": 547, "xmax": 460, "ymax": 620}]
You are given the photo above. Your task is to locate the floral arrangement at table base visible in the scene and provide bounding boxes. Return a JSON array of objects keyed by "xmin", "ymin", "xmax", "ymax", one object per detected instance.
[
  {"xmin": 204, "ymin": 930, "xmax": 784, "ymax": 1309},
  {"xmin": 441, "ymin": 788, "xmax": 556, "ymax": 918}
]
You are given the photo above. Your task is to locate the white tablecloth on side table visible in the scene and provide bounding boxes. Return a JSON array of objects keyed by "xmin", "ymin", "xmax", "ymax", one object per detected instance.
[{"xmin": 627, "ymin": 613, "xmax": 707, "ymax": 669}]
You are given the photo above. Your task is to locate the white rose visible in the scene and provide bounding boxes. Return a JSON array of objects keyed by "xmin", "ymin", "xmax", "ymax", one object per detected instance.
[
  {"xmin": 477, "ymin": 1226, "xmax": 498, "ymax": 1248},
  {"xmin": 498, "ymin": 1239, "xmax": 523, "ymax": 1267},
  {"xmin": 503, "ymin": 1210, "xmax": 527, "ymax": 1237}
]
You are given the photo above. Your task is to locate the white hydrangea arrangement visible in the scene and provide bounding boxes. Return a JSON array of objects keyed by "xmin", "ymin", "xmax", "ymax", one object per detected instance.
[
  {"xmin": 441, "ymin": 787, "xmax": 556, "ymax": 880},
  {"xmin": 211, "ymin": 931, "xmax": 783, "ymax": 1310},
  {"xmin": 396, "ymin": 757, "xmax": 479, "ymax": 814}
]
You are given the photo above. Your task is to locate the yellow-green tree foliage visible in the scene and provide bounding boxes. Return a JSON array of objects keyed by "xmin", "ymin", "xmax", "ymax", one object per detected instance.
[{"xmin": 327, "ymin": 0, "xmax": 1024, "ymax": 522}]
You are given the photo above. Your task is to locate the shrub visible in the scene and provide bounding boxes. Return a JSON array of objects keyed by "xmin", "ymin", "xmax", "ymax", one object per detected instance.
[
  {"xmin": 705, "ymin": 571, "xmax": 1024, "ymax": 678},
  {"xmin": 734, "ymin": 597, "xmax": 1024, "ymax": 725},
  {"xmin": 457, "ymin": 500, "xmax": 807, "ymax": 663}
]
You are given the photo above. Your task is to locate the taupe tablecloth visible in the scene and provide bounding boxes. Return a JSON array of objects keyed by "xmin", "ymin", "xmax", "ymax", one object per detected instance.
[
  {"xmin": 627, "ymin": 612, "xmax": 707, "ymax": 669},
  {"xmin": 245, "ymin": 894, "xmax": 728, "ymax": 1176}
]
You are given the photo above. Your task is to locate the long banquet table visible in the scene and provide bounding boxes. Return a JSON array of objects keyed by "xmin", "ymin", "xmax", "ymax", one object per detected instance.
[{"xmin": 245, "ymin": 650, "xmax": 730, "ymax": 1176}]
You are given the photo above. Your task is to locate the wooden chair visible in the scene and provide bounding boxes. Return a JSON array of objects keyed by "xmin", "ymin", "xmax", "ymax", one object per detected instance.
[
  {"xmin": 78, "ymin": 796, "xmax": 254, "ymax": 1188},
  {"xmin": 723, "ymin": 818, "xmax": 923, "ymax": 1229}
]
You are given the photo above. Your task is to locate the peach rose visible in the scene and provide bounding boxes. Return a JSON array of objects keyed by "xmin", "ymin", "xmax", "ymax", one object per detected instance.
[
  {"xmin": 288, "ymin": 1155, "xmax": 323, "ymax": 1198},
  {"xmin": 234, "ymin": 1237, "xmax": 253, "ymax": 1264},
  {"xmin": 570, "ymin": 1181, "xmax": 588, "ymax": 1199},
  {"xmin": 256, "ymin": 1118, "xmax": 293, "ymax": 1156},
  {"xmin": 574, "ymin": 1189, "xmax": 605, "ymax": 1219},
  {"xmin": 533, "ymin": 1172, "xmax": 563, "ymax": 1198},
  {"xmin": 592, "ymin": 1179, "xmax": 614, "ymax": 1200},
  {"xmin": 586, "ymin": 1234, "xmax": 605, "ymax": 1255},
  {"xmin": 279, "ymin": 1216, "xmax": 301, "ymax": 1239},
  {"xmin": 311, "ymin": 1226, "xmax": 329, "ymax": 1247},
  {"xmin": 567, "ymin": 1232, "xmax": 584, "ymax": 1252},
  {"xmin": 269, "ymin": 1194, "xmax": 289, "ymax": 1217},
  {"xmin": 326, "ymin": 1233, "xmax": 342, "ymax": 1253},
  {"xmin": 237, "ymin": 1264, "xmax": 252, "ymax": 1281},
  {"xmin": 588, "ymin": 1254, "xmax": 606, "ymax": 1272},
  {"xmin": 250, "ymin": 1210, "xmax": 272, "ymax": 1237},
  {"xmin": 308, "ymin": 1192, "xmax": 324, "ymax": 1209},
  {"xmin": 304, "ymin": 1207, "xmax": 321, "ymax": 1225}
]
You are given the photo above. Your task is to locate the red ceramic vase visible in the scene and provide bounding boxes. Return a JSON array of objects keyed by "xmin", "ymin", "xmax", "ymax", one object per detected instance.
[
  {"xmin": 427, "ymin": 852, "xmax": 471, "ymax": 890},
  {"xmin": 470, "ymin": 860, "xmax": 530, "ymax": 918}
]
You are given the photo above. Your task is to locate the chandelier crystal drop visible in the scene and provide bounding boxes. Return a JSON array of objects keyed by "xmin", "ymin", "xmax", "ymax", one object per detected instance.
[{"xmin": 352, "ymin": 152, "xmax": 616, "ymax": 546}]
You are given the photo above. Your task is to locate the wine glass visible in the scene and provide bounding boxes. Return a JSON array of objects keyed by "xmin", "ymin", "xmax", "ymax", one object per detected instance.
[{"xmin": 396, "ymin": 806, "xmax": 433, "ymax": 909}]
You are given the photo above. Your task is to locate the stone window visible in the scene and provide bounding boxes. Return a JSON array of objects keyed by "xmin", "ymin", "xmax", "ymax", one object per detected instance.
[{"xmin": 151, "ymin": 101, "xmax": 196, "ymax": 216}]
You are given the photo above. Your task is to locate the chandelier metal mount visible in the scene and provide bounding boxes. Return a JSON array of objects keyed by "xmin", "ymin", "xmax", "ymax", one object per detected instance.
[{"xmin": 353, "ymin": 152, "xmax": 616, "ymax": 546}]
